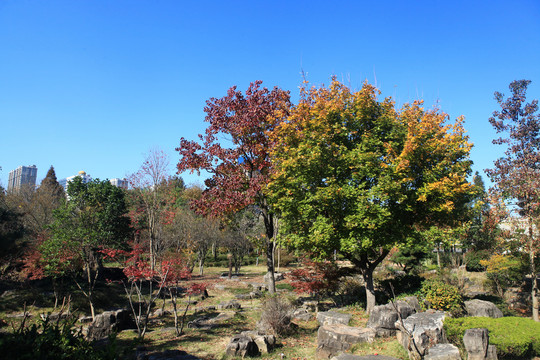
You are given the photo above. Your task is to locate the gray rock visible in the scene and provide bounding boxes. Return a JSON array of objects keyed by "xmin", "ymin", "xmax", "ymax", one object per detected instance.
[
  {"xmin": 401, "ymin": 296, "xmax": 422, "ymax": 312},
  {"xmin": 424, "ymin": 343, "xmax": 461, "ymax": 360},
  {"xmin": 87, "ymin": 309, "xmax": 135, "ymax": 341},
  {"xmin": 188, "ymin": 312, "xmax": 234, "ymax": 329},
  {"xmin": 367, "ymin": 301, "xmax": 415, "ymax": 337},
  {"xmin": 464, "ymin": 300, "xmax": 503, "ymax": 318},
  {"xmin": 395, "ymin": 311, "xmax": 447, "ymax": 360},
  {"xmin": 292, "ymin": 307, "xmax": 314, "ymax": 322},
  {"xmin": 214, "ymin": 284, "xmax": 227, "ymax": 291},
  {"xmin": 317, "ymin": 311, "xmax": 352, "ymax": 326},
  {"xmin": 464, "ymin": 328, "xmax": 498, "ymax": 360},
  {"xmin": 217, "ymin": 300, "xmax": 241, "ymax": 310},
  {"xmin": 225, "ymin": 334, "xmax": 258, "ymax": 357},
  {"xmin": 241, "ymin": 330, "xmax": 276, "ymax": 354},
  {"xmin": 317, "ymin": 325, "xmax": 376, "ymax": 359},
  {"xmin": 264, "ymin": 272, "xmax": 284, "ymax": 283}
]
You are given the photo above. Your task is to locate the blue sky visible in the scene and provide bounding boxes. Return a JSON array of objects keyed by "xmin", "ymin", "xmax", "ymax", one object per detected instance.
[{"xmin": 1, "ymin": 0, "xmax": 539, "ymax": 188}]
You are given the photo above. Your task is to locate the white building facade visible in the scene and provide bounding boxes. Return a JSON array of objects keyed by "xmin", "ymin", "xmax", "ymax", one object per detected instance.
[{"xmin": 7, "ymin": 165, "xmax": 38, "ymax": 193}]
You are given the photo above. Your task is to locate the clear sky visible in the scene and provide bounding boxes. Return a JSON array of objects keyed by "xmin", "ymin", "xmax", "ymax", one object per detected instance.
[{"xmin": 1, "ymin": 0, "xmax": 539, "ymax": 188}]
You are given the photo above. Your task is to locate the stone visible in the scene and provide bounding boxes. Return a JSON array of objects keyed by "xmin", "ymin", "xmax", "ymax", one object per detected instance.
[
  {"xmin": 401, "ymin": 296, "xmax": 422, "ymax": 312},
  {"xmin": 225, "ymin": 334, "xmax": 259, "ymax": 357},
  {"xmin": 249, "ymin": 283, "xmax": 266, "ymax": 291},
  {"xmin": 87, "ymin": 309, "xmax": 135, "ymax": 341},
  {"xmin": 217, "ymin": 300, "xmax": 241, "ymax": 310},
  {"xmin": 424, "ymin": 343, "xmax": 461, "ymax": 360},
  {"xmin": 151, "ymin": 309, "xmax": 171, "ymax": 318},
  {"xmin": 291, "ymin": 307, "xmax": 314, "ymax": 322},
  {"xmin": 264, "ymin": 272, "xmax": 284, "ymax": 283},
  {"xmin": 464, "ymin": 299, "xmax": 503, "ymax": 318},
  {"xmin": 241, "ymin": 330, "xmax": 276, "ymax": 354},
  {"xmin": 40, "ymin": 311, "xmax": 71, "ymax": 321},
  {"xmin": 317, "ymin": 324, "xmax": 376, "ymax": 359},
  {"xmin": 188, "ymin": 312, "xmax": 234, "ymax": 329},
  {"xmin": 317, "ymin": 311, "xmax": 352, "ymax": 326},
  {"xmin": 331, "ymin": 355, "xmax": 400, "ymax": 360},
  {"xmin": 367, "ymin": 300, "xmax": 415, "ymax": 337},
  {"xmin": 214, "ymin": 284, "xmax": 227, "ymax": 291},
  {"xmin": 464, "ymin": 328, "xmax": 498, "ymax": 360},
  {"xmin": 395, "ymin": 311, "xmax": 447, "ymax": 360},
  {"xmin": 136, "ymin": 349, "xmax": 201, "ymax": 360}
]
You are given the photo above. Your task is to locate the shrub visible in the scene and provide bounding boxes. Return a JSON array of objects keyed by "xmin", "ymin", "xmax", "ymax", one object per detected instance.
[
  {"xmin": 444, "ymin": 316, "xmax": 540, "ymax": 359},
  {"xmin": 480, "ymin": 254, "xmax": 525, "ymax": 297},
  {"xmin": 0, "ymin": 317, "xmax": 116, "ymax": 360},
  {"xmin": 288, "ymin": 257, "xmax": 340, "ymax": 297},
  {"xmin": 258, "ymin": 295, "xmax": 294, "ymax": 336},
  {"xmin": 418, "ymin": 279, "xmax": 463, "ymax": 315},
  {"xmin": 464, "ymin": 250, "xmax": 489, "ymax": 272}
]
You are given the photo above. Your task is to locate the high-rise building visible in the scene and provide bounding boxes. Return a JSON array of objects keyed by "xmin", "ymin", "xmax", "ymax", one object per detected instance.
[
  {"xmin": 110, "ymin": 178, "xmax": 129, "ymax": 189},
  {"xmin": 7, "ymin": 165, "xmax": 38, "ymax": 193},
  {"xmin": 59, "ymin": 171, "xmax": 93, "ymax": 192}
]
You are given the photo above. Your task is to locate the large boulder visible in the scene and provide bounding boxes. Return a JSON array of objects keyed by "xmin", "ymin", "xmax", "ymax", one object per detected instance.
[
  {"xmin": 395, "ymin": 311, "xmax": 447, "ymax": 360},
  {"xmin": 240, "ymin": 331, "xmax": 276, "ymax": 354},
  {"xmin": 464, "ymin": 299, "xmax": 503, "ymax": 318},
  {"xmin": 87, "ymin": 309, "xmax": 135, "ymax": 341},
  {"xmin": 463, "ymin": 328, "xmax": 498, "ymax": 360},
  {"xmin": 424, "ymin": 344, "xmax": 461, "ymax": 360},
  {"xmin": 317, "ymin": 324, "xmax": 376, "ymax": 359},
  {"xmin": 317, "ymin": 311, "xmax": 352, "ymax": 326},
  {"xmin": 291, "ymin": 307, "xmax": 314, "ymax": 322},
  {"xmin": 225, "ymin": 334, "xmax": 259, "ymax": 357},
  {"xmin": 367, "ymin": 300, "xmax": 415, "ymax": 337}
]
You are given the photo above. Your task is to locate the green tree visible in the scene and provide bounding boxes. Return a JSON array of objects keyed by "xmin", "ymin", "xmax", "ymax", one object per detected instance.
[
  {"xmin": 268, "ymin": 80, "xmax": 474, "ymax": 312},
  {"xmin": 43, "ymin": 177, "xmax": 131, "ymax": 319}
]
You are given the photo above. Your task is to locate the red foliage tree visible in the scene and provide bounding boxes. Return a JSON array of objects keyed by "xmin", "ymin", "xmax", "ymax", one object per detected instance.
[
  {"xmin": 486, "ymin": 79, "xmax": 540, "ymax": 321},
  {"xmin": 176, "ymin": 81, "xmax": 290, "ymax": 293}
]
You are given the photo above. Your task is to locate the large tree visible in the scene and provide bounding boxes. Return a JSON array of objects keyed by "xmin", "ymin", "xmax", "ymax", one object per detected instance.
[
  {"xmin": 43, "ymin": 177, "xmax": 131, "ymax": 318},
  {"xmin": 486, "ymin": 79, "xmax": 540, "ymax": 321},
  {"xmin": 176, "ymin": 81, "xmax": 290, "ymax": 293},
  {"xmin": 268, "ymin": 80, "xmax": 473, "ymax": 312}
]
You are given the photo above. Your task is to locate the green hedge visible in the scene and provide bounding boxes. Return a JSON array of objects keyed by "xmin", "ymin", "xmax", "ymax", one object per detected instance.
[{"xmin": 444, "ymin": 316, "xmax": 540, "ymax": 359}]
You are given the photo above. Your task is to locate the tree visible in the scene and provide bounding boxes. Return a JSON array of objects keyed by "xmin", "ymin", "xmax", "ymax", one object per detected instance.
[
  {"xmin": 43, "ymin": 177, "xmax": 131, "ymax": 319},
  {"xmin": 176, "ymin": 80, "xmax": 291, "ymax": 293},
  {"xmin": 268, "ymin": 79, "xmax": 474, "ymax": 312},
  {"xmin": 486, "ymin": 79, "xmax": 540, "ymax": 321},
  {"xmin": 128, "ymin": 149, "xmax": 176, "ymax": 272}
]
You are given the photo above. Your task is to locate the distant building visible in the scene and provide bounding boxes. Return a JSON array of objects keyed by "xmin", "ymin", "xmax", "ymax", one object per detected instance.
[
  {"xmin": 7, "ymin": 165, "xmax": 37, "ymax": 193},
  {"xmin": 110, "ymin": 178, "xmax": 128, "ymax": 189},
  {"xmin": 59, "ymin": 171, "xmax": 93, "ymax": 192}
]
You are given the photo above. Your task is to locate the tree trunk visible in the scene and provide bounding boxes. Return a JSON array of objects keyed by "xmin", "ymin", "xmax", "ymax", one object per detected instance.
[
  {"xmin": 362, "ymin": 267, "xmax": 376, "ymax": 315},
  {"xmin": 199, "ymin": 257, "xmax": 204, "ymax": 276},
  {"xmin": 266, "ymin": 239, "xmax": 276, "ymax": 294},
  {"xmin": 529, "ymin": 219, "xmax": 539, "ymax": 321}
]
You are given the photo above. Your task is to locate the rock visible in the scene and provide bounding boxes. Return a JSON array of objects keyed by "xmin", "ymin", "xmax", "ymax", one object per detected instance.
[
  {"xmin": 136, "ymin": 349, "xmax": 201, "ymax": 360},
  {"xmin": 331, "ymin": 355, "xmax": 400, "ymax": 360},
  {"xmin": 40, "ymin": 311, "xmax": 71, "ymax": 321},
  {"xmin": 317, "ymin": 311, "xmax": 352, "ymax": 326},
  {"xmin": 87, "ymin": 309, "xmax": 135, "ymax": 341},
  {"xmin": 395, "ymin": 311, "xmax": 447, "ymax": 360},
  {"xmin": 317, "ymin": 324, "xmax": 376, "ymax": 359},
  {"xmin": 302, "ymin": 300, "xmax": 319, "ymax": 311},
  {"xmin": 464, "ymin": 328, "xmax": 498, "ymax": 360},
  {"xmin": 264, "ymin": 272, "xmax": 284, "ymax": 283},
  {"xmin": 249, "ymin": 283, "xmax": 266, "ymax": 291},
  {"xmin": 214, "ymin": 284, "xmax": 227, "ymax": 291},
  {"xmin": 217, "ymin": 300, "xmax": 241, "ymax": 310},
  {"xmin": 424, "ymin": 343, "xmax": 461, "ymax": 360},
  {"xmin": 464, "ymin": 299, "xmax": 503, "ymax": 318},
  {"xmin": 241, "ymin": 331, "xmax": 276, "ymax": 354},
  {"xmin": 367, "ymin": 300, "xmax": 415, "ymax": 337},
  {"xmin": 151, "ymin": 309, "xmax": 171, "ymax": 318},
  {"xmin": 235, "ymin": 293, "xmax": 251, "ymax": 300},
  {"xmin": 292, "ymin": 307, "xmax": 314, "ymax": 322},
  {"xmin": 504, "ymin": 287, "xmax": 530, "ymax": 312},
  {"xmin": 225, "ymin": 334, "xmax": 259, "ymax": 357},
  {"xmin": 188, "ymin": 312, "xmax": 234, "ymax": 329},
  {"xmin": 401, "ymin": 296, "xmax": 422, "ymax": 312}
]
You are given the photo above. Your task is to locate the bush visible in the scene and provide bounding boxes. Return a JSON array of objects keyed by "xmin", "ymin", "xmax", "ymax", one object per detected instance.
[
  {"xmin": 258, "ymin": 295, "xmax": 295, "ymax": 336},
  {"xmin": 444, "ymin": 316, "xmax": 540, "ymax": 359},
  {"xmin": 418, "ymin": 279, "xmax": 463, "ymax": 315},
  {"xmin": 464, "ymin": 250, "xmax": 489, "ymax": 272},
  {"xmin": 480, "ymin": 254, "xmax": 525, "ymax": 297},
  {"xmin": 0, "ymin": 317, "xmax": 116, "ymax": 360}
]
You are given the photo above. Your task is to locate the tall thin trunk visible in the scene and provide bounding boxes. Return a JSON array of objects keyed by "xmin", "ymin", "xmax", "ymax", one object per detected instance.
[
  {"xmin": 363, "ymin": 268, "xmax": 376, "ymax": 315},
  {"xmin": 529, "ymin": 217, "xmax": 539, "ymax": 321}
]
